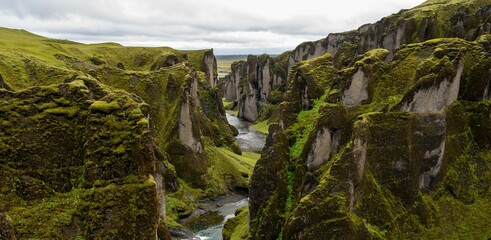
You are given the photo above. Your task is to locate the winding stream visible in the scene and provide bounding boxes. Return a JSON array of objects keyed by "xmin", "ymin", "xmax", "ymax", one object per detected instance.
[
  {"xmin": 193, "ymin": 112, "xmax": 267, "ymax": 240},
  {"xmin": 225, "ymin": 112, "xmax": 267, "ymax": 153}
]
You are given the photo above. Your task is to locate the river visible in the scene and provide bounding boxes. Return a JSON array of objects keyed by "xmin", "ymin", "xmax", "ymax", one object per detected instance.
[
  {"xmin": 225, "ymin": 112, "xmax": 267, "ymax": 153},
  {"xmin": 192, "ymin": 112, "xmax": 266, "ymax": 240}
]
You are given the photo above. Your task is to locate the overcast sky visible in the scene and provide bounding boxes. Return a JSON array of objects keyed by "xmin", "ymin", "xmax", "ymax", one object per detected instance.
[{"xmin": 0, "ymin": 0, "xmax": 427, "ymax": 55}]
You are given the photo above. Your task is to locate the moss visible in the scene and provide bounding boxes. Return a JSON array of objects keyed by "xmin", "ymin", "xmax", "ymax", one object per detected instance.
[
  {"xmin": 252, "ymin": 120, "xmax": 269, "ymax": 134},
  {"xmin": 222, "ymin": 206, "xmax": 249, "ymax": 240},
  {"xmin": 0, "ymin": 212, "xmax": 15, "ymax": 240},
  {"xmin": 80, "ymin": 180, "xmax": 160, "ymax": 239},
  {"xmin": 165, "ymin": 180, "xmax": 199, "ymax": 220},
  {"xmin": 0, "ymin": 79, "xmax": 163, "ymax": 239},
  {"xmin": 44, "ymin": 106, "xmax": 80, "ymax": 118},
  {"xmin": 137, "ymin": 117, "xmax": 149, "ymax": 126},
  {"xmin": 249, "ymin": 124, "xmax": 290, "ymax": 239},
  {"xmin": 287, "ymin": 97, "xmax": 324, "ymax": 161},
  {"xmin": 267, "ymin": 89, "xmax": 284, "ymax": 104},
  {"xmin": 7, "ymin": 189, "xmax": 83, "ymax": 239},
  {"xmin": 89, "ymin": 100, "xmax": 120, "ymax": 113}
]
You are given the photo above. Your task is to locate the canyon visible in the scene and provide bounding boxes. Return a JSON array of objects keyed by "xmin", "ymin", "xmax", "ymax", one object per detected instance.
[{"xmin": 0, "ymin": 0, "xmax": 491, "ymax": 239}]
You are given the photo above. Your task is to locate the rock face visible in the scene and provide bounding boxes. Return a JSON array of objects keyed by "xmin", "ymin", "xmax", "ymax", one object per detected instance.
[
  {"xmin": 343, "ymin": 68, "xmax": 370, "ymax": 106},
  {"xmin": 247, "ymin": 33, "xmax": 491, "ymax": 239},
  {"xmin": 222, "ymin": 0, "xmax": 491, "ymax": 122},
  {"xmin": 400, "ymin": 60, "xmax": 464, "ymax": 112},
  {"xmin": 223, "ymin": 53, "xmax": 290, "ymax": 122},
  {"xmin": 248, "ymin": 124, "xmax": 290, "ymax": 240},
  {"xmin": 203, "ymin": 49, "xmax": 218, "ymax": 87},
  {"xmin": 0, "ymin": 78, "xmax": 165, "ymax": 239},
  {"xmin": 0, "ymin": 28, "xmax": 242, "ymax": 239}
]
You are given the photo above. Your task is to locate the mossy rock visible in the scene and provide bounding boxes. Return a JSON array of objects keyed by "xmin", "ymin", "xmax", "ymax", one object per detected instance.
[
  {"xmin": 248, "ymin": 124, "xmax": 290, "ymax": 240},
  {"xmin": 0, "ymin": 78, "xmax": 166, "ymax": 239},
  {"xmin": 0, "ymin": 212, "xmax": 15, "ymax": 240},
  {"xmin": 222, "ymin": 206, "xmax": 249, "ymax": 240}
]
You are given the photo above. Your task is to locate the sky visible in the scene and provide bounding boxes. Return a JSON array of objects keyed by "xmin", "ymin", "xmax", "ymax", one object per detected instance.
[{"xmin": 0, "ymin": 0, "xmax": 427, "ymax": 55}]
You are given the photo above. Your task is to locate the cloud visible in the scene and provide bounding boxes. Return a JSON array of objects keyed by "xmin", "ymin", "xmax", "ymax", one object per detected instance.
[{"xmin": 0, "ymin": 0, "xmax": 427, "ymax": 54}]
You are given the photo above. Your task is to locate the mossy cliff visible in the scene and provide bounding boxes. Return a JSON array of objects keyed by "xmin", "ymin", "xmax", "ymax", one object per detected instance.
[
  {"xmin": 222, "ymin": 53, "xmax": 290, "ymax": 122},
  {"xmin": 0, "ymin": 78, "xmax": 166, "ymax": 239},
  {"xmin": 0, "ymin": 27, "xmax": 252, "ymax": 239},
  {"xmin": 221, "ymin": 0, "xmax": 491, "ymax": 124},
  {"xmin": 242, "ymin": 32, "xmax": 491, "ymax": 239}
]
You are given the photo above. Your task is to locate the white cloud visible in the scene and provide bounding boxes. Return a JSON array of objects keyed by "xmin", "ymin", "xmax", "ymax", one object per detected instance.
[{"xmin": 0, "ymin": 0, "xmax": 427, "ymax": 54}]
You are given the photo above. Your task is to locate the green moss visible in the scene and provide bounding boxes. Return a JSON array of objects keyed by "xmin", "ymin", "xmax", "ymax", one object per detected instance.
[
  {"xmin": 408, "ymin": 196, "xmax": 491, "ymax": 239},
  {"xmin": 288, "ymin": 98, "xmax": 324, "ymax": 160},
  {"xmin": 137, "ymin": 118, "xmax": 149, "ymax": 126},
  {"xmin": 44, "ymin": 106, "xmax": 80, "ymax": 118},
  {"xmin": 252, "ymin": 120, "xmax": 269, "ymax": 134},
  {"xmin": 89, "ymin": 100, "xmax": 120, "ymax": 113},
  {"xmin": 80, "ymin": 180, "xmax": 160, "ymax": 239},
  {"xmin": 7, "ymin": 189, "xmax": 84, "ymax": 239},
  {"xmin": 222, "ymin": 206, "xmax": 249, "ymax": 240},
  {"xmin": 0, "ymin": 78, "xmax": 163, "ymax": 239}
]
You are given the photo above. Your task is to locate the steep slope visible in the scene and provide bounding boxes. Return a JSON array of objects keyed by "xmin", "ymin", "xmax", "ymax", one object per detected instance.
[
  {"xmin": 221, "ymin": 0, "xmax": 491, "ymax": 238},
  {"xmin": 221, "ymin": 0, "xmax": 491, "ymax": 123},
  {"xmin": 0, "ymin": 78, "xmax": 166, "ymax": 239},
  {"xmin": 244, "ymin": 34, "xmax": 491, "ymax": 239},
  {"xmin": 0, "ymin": 28, "xmax": 254, "ymax": 238}
]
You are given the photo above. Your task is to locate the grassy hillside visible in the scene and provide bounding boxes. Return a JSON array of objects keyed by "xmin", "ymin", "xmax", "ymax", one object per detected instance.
[{"xmin": 0, "ymin": 27, "xmax": 259, "ymax": 238}]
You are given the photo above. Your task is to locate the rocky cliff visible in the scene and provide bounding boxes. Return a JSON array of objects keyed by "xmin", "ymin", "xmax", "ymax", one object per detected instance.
[
  {"xmin": 0, "ymin": 28, "xmax": 249, "ymax": 239},
  {"xmin": 221, "ymin": 0, "xmax": 491, "ymax": 239},
  {"xmin": 222, "ymin": 0, "xmax": 491, "ymax": 123},
  {"xmin": 243, "ymin": 34, "xmax": 491, "ymax": 239},
  {"xmin": 223, "ymin": 53, "xmax": 290, "ymax": 122},
  {"xmin": 0, "ymin": 77, "xmax": 166, "ymax": 239}
]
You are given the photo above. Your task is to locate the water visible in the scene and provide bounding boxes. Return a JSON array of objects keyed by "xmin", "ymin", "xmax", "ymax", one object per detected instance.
[
  {"xmin": 225, "ymin": 112, "xmax": 267, "ymax": 153},
  {"xmin": 193, "ymin": 112, "xmax": 267, "ymax": 240},
  {"xmin": 195, "ymin": 198, "xmax": 248, "ymax": 239}
]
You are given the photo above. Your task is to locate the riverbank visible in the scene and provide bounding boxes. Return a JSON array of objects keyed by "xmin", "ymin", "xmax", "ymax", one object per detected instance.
[{"xmin": 175, "ymin": 111, "xmax": 267, "ymax": 240}]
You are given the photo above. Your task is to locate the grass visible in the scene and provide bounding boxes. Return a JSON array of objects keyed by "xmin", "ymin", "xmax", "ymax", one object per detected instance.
[
  {"xmin": 222, "ymin": 97, "xmax": 239, "ymax": 116},
  {"xmin": 0, "ymin": 27, "xmax": 195, "ymax": 91},
  {"xmin": 218, "ymin": 147, "xmax": 261, "ymax": 167},
  {"xmin": 252, "ymin": 120, "xmax": 269, "ymax": 134},
  {"xmin": 288, "ymin": 98, "xmax": 324, "ymax": 160}
]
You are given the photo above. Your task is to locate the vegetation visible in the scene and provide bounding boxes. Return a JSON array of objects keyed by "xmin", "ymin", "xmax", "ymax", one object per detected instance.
[
  {"xmin": 247, "ymin": 32, "xmax": 491, "ymax": 240},
  {"xmin": 0, "ymin": 27, "xmax": 253, "ymax": 239}
]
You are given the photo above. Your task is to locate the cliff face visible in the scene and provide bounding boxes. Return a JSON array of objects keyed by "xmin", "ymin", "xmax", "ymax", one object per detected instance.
[
  {"xmin": 0, "ymin": 28, "xmax": 247, "ymax": 239},
  {"xmin": 223, "ymin": 53, "xmax": 289, "ymax": 122},
  {"xmin": 246, "ymin": 34, "xmax": 491, "ymax": 239},
  {"xmin": 0, "ymin": 78, "xmax": 165, "ymax": 239},
  {"xmin": 222, "ymin": 0, "xmax": 491, "ymax": 123}
]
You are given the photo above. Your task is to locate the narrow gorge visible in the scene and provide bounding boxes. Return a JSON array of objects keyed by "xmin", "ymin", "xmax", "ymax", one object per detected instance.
[{"xmin": 0, "ymin": 0, "xmax": 490, "ymax": 239}]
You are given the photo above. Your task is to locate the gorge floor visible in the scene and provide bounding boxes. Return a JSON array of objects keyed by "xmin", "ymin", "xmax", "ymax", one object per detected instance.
[{"xmin": 189, "ymin": 111, "xmax": 267, "ymax": 240}]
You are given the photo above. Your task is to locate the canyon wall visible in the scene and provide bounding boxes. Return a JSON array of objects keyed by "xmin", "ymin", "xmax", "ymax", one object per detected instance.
[
  {"xmin": 0, "ymin": 28, "xmax": 243, "ymax": 239},
  {"xmin": 222, "ymin": 0, "xmax": 491, "ymax": 123},
  {"xmin": 244, "ymin": 34, "xmax": 491, "ymax": 239}
]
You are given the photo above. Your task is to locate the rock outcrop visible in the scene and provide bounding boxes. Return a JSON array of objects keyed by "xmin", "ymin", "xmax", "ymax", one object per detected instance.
[
  {"xmin": 222, "ymin": 0, "xmax": 491, "ymax": 123},
  {"xmin": 248, "ymin": 124, "xmax": 290, "ymax": 239},
  {"xmin": 0, "ymin": 78, "xmax": 166, "ymax": 239},
  {"xmin": 0, "ymin": 27, "xmax": 246, "ymax": 239},
  {"xmin": 223, "ymin": 54, "xmax": 290, "ymax": 122},
  {"xmin": 247, "ymin": 33, "xmax": 491, "ymax": 239}
]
